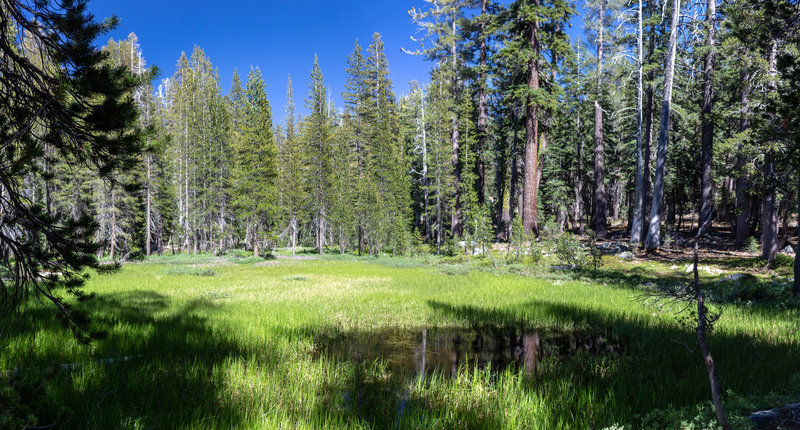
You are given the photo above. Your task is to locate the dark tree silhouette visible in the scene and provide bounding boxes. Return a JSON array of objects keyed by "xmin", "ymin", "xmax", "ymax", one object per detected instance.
[{"xmin": 0, "ymin": 0, "xmax": 147, "ymax": 341}]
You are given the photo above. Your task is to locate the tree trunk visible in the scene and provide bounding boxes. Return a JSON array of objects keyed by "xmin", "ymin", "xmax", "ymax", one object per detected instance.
[
  {"xmin": 494, "ymin": 133, "xmax": 509, "ymax": 240},
  {"xmin": 317, "ymin": 212, "xmax": 325, "ymax": 255},
  {"xmin": 450, "ymin": 18, "xmax": 463, "ymax": 238},
  {"xmin": 645, "ymin": 0, "xmax": 681, "ymax": 252},
  {"xmin": 699, "ymin": 0, "xmax": 717, "ymax": 229},
  {"xmin": 506, "ymin": 106, "xmax": 521, "ymax": 239},
  {"xmin": 697, "ymin": 288, "xmax": 732, "ymax": 430},
  {"xmin": 110, "ymin": 188, "xmax": 116, "ymax": 260},
  {"xmin": 290, "ymin": 216, "xmax": 297, "ymax": 256},
  {"xmin": 795, "ymin": 171, "xmax": 799, "ymax": 296},
  {"xmin": 630, "ymin": 0, "xmax": 645, "ymax": 246},
  {"xmin": 734, "ymin": 71, "xmax": 752, "ymax": 247},
  {"xmin": 761, "ymin": 155, "xmax": 779, "ymax": 263},
  {"xmin": 693, "ymin": 215, "xmax": 732, "ymax": 430},
  {"xmin": 592, "ymin": 0, "xmax": 607, "ymax": 239},
  {"xmin": 476, "ymin": 0, "xmax": 488, "ymax": 206},
  {"xmin": 642, "ymin": 4, "xmax": 656, "ymax": 242},
  {"xmin": 523, "ymin": 10, "xmax": 541, "ymax": 237},
  {"xmin": 146, "ymin": 154, "xmax": 152, "ymax": 257},
  {"xmin": 761, "ymin": 41, "xmax": 779, "ymax": 263},
  {"xmin": 253, "ymin": 224, "xmax": 259, "ymax": 258},
  {"xmin": 575, "ymin": 116, "xmax": 585, "ymax": 235},
  {"xmin": 436, "ymin": 193, "xmax": 443, "ymax": 253}
]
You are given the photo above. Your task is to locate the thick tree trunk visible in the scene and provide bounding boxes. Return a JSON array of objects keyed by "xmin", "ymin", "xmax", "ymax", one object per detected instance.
[
  {"xmin": 591, "ymin": 1, "xmax": 607, "ymax": 239},
  {"xmin": 535, "ymin": 133, "xmax": 547, "ymax": 210},
  {"xmin": 761, "ymin": 41, "xmax": 779, "ymax": 263},
  {"xmin": 699, "ymin": 0, "xmax": 717, "ymax": 229},
  {"xmin": 522, "ymin": 13, "xmax": 541, "ymax": 237},
  {"xmin": 506, "ymin": 110, "xmax": 521, "ymax": 238},
  {"xmin": 642, "ymin": 5, "xmax": 656, "ymax": 242},
  {"xmin": 761, "ymin": 155, "xmax": 779, "ymax": 262},
  {"xmin": 645, "ymin": 0, "xmax": 681, "ymax": 252},
  {"xmin": 631, "ymin": 0, "xmax": 645, "ymax": 246}
]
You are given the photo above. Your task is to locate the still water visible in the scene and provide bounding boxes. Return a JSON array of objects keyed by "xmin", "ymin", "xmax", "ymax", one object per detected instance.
[{"xmin": 313, "ymin": 325, "xmax": 619, "ymax": 378}]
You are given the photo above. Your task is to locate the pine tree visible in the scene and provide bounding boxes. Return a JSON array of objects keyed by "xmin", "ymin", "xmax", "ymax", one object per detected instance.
[
  {"xmin": 279, "ymin": 75, "xmax": 305, "ymax": 254},
  {"xmin": 499, "ymin": 0, "xmax": 574, "ymax": 237},
  {"xmin": 302, "ymin": 56, "xmax": 333, "ymax": 254},
  {"xmin": 365, "ymin": 33, "xmax": 410, "ymax": 254},
  {"xmin": 164, "ymin": 47, "xmax": 232, "ymax": 254},
  {"xmin": 409, "ymin": 0, "xmax": 469, "ymax": 237},
  {"xmin": 343, "ymin": 40, "xmax": 372, "ymax": 254},
  {"xmin": 0, "ymin": 0, "xmax": 147, "ymax": 338},
  {"xmin": 231, "ymin": 67, "xmax": 277, "ymax": 257},
  {"xmin": 425, "ymin": 70, "xmax": 458, "ymax": 252}
]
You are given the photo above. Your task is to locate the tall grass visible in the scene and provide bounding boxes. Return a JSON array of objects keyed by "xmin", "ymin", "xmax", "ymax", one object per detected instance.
[{"xmin": 1, "ymin": 254, "xmax": 798, "ymax": 429}]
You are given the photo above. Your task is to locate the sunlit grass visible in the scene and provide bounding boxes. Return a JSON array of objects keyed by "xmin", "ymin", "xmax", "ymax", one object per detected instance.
[{"xmin": 2, "ymin": 252, "xmax": 798, "ymax": 429}]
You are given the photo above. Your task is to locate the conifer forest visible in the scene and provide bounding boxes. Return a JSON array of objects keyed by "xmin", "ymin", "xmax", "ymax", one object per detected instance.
[{"xmin": 2, "ymin": 0, "xmax": 800, "ymax": 429}]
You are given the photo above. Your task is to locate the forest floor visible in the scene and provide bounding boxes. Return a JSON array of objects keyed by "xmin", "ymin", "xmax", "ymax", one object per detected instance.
[{"xmin": 1, "ymin": 248, "xmax": 799, "ymax": 429}]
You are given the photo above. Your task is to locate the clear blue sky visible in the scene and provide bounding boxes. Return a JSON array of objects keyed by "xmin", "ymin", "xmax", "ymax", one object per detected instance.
[{"xmin": 88, "ymin": 1, "xmax": 585, "ymax": 123}]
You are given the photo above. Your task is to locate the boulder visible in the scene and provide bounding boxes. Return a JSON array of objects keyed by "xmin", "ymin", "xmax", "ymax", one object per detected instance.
[
  {"xmin": 617, "ymin": 251, "xmax": 635, "ymax": 260},
  {"xmin": 551, "ymin": 264, "xmax": 578, "ymax": 271},
  {"xmin": 750, "ymin": 403, "xmax": 800, "ymax": 429},
  {"xmin": 780, "ymin": 245, "xmax": 795, "ymax": 254},
  {"xmin": 600, "ymin": 242, "xmax": 630, "ymax": 255}
]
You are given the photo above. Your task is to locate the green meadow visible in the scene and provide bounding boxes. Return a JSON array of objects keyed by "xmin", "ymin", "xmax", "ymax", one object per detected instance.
[{"xmin": 2, "ymin": 252, "xmax": 799, "ymax": 429}]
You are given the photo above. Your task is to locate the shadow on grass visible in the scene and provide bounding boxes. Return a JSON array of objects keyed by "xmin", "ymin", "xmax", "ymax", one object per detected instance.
[
  {"xmin": 2, "ymin": 290, "xmax": 278, "ymax": 429},
  {"xmin": 3, "ymin": 284, "xmax": 799, "ymax": 429},
  {"xmin": 563, "ymin": 263, "xmax": 800, "ymax": 312},
  {"xmin": 425, "ymin": 299, "xmax": 800, "ymax": 428},
  {"xmin": 697, "ymin": 254, "xmax": 795, "ymax": 272}
]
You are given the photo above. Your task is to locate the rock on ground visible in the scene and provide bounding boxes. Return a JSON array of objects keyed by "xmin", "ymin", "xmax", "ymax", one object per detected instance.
[{"xmin": 616, "ymin": 252, "xmax": 635, "ymax": 260}]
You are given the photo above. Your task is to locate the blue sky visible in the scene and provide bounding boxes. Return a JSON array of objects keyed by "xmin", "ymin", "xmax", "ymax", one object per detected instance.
[{"xmin": 88, "ymin": 1, "xmax": 585, "ymax": 123}]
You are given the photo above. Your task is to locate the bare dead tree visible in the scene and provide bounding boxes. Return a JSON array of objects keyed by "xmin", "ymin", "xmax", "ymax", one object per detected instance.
[{"xmin": 640, "ymin": 212, "xmax": 731, "ymax": 429}]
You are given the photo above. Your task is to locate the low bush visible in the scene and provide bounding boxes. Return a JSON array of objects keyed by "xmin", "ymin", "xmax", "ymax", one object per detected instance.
[{"xmin": 554, "ymin": 232, "xmax": 587, "ymax": 267}]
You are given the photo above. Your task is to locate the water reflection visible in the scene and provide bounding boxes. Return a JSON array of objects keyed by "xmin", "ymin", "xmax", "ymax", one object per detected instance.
[{"xmin": 314, "ymin": 325, "xmax": 618, "ymax": 378}]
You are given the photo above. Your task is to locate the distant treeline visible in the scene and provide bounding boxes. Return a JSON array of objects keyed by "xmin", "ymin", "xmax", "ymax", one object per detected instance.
[{"xmin": 21, "ymin": 0, "xmax": 800, "ymax": 260}]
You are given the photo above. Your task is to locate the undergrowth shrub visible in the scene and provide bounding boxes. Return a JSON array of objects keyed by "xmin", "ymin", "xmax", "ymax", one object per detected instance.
[
  {"xmin": 0, "ymin": 375, "xmax": 57, "ymax": 430},
  {"xmin": 744, "ymin": 236, "xmax": 760, "ymax": 253},
  {"xmin": 126, "ymin": 249, "xmax": 146, "ymax": 261},
  {"xmin": 638, "ymin": 390, "xmax": 789, "ymax": 430},
  {"xmin": 554, "ymin": 232, "xmax": 587, "ymax": 267},
  {"xmin": 708, "ymin": 278, "xmax": 799, "ymax": 307},
  {"xmin": 587, "ymin": 231, "xmax": 603, "ymax": 271}
]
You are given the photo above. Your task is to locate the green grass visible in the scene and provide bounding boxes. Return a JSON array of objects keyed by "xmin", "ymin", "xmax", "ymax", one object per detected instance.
[{"xmin": 1, "ymin": 253, "xmax": 799, "ymax": 429}]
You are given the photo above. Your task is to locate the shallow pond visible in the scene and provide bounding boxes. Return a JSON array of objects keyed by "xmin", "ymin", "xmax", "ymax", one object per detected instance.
[{"xmin": 313, "ymin": 325, "xmax": 620, "ymax": 378}]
